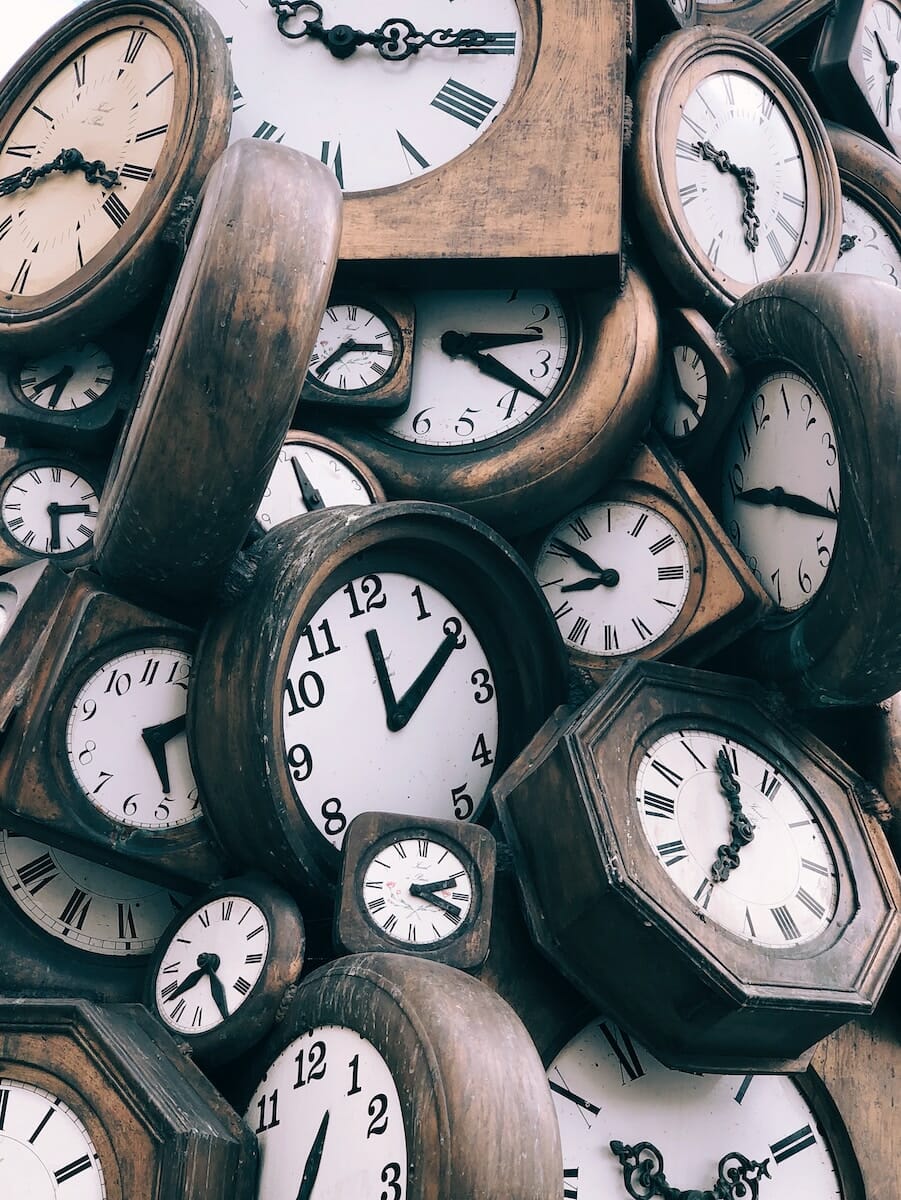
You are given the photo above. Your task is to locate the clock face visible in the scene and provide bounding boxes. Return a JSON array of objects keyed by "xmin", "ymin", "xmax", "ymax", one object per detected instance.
[
  {"xmin": 15, "ymin": 342, "xmax": 115, "ymax": 411},
  {"xmin": 379, "ymin": 289, "xmax": 570, "ymax": 448},
  {"xmin": 675, "ymin": 71, "xmax": 807, "ymax": 284},
  {"xmin": 0, "ymin": 463, "xmax": 98, "ymax": 556},
  {"xmin": 202, "ymin": 0, "xmax": 522, "ymax": 194},
  {"xmin": 655, "ymin": 343, "xmax": 709, "ymax": 439},
  {"xmin": 154, "ymin": 895, "xmax": 271, "ymax": 1035},
  {"xmin": 720, "ymin": 370, "xmax": 840, "ymax": 613},
  {"xmin": 360, "ymin": 834, "xmax": 474, "ymax": 946},
  {"xmin": 534, "ymin": 500, "xmax": 692, "ymax": 657},
  {"xmin": 247, "ymin": 1024, "xmax": 407, "ymax": 1200},
  {"xmin": 282, "ymin": 571, "xmax": 499, "ymax": 847},
  {"xmin": 64, "ymin": 646, "xmax": 201, "ymax": 831},
  {"xmin": 548, "ymin": 1018, "xmax": 846, "ymax": 1200},
  {"xmin": 0, "ymin": 829, "xmax": 187, "ymax": 956},
  {"xmin": 256, "ymin": 440, "xmax": 378, "ymax": 530},
  {"xmin": 861, "ymin": 1, "xmax": 901, "ymax": 134},
  {"xmin": 834, "ymin": 192, "xmax": 901, "ymax": 287},
  {"xmin": 0, "ymin": 1077, "xmax": 106, "ymax": 1199},
  {"xmin": 635, "ymin": 727, "xmax": 839, "ymax": 946},
  {"xmin": 308, "ymin": 302, "xmax": 400, "ymax": 394},
  {"xmin": 0, "ymin": 26, "xmax": 175, "ymax": 297}
]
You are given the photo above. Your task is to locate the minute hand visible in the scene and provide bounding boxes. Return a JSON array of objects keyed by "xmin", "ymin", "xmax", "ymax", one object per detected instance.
[
  {"xmin": 366, "ymin": 623, "xmax": 463, "ymax": 732},
  {"xmin": 736, "ymin": 485, "xmax": 838, "ymax": 521}
]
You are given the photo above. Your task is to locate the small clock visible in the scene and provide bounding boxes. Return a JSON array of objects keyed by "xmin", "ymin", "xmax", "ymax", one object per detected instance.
[
  {"xmin": 827, "ymin": 121, "xmax": 901, "ymax": 289},
  {"xmin": 335, "ymin": 811, "xmax": 496, "ymax": 969},
  {"xmin": 0, "ymin": 447, "xmax": 104, "ymax": 571}
]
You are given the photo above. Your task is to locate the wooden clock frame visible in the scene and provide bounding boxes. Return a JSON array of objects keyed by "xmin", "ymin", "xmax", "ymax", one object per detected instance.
[
  {"xmin": 0, "ymin": 559, "xmax": 69, "ymax": 733},
  {"xmin": 698, "ymin": 0, "xmax": 834, "ymax": 46}
]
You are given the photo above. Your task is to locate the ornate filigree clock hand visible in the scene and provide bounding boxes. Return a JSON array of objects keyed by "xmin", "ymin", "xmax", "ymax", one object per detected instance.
[
  {"xmin": 693, "ymin": 141, "xmax": 760, "ymax": 251},
  {"xmin": 610, "ymin": 1139, "xmax": 770, "ymax": 1200},
  {"xmin": 710, "ymin": 748, "xmax": 755, "ymax": 883},
  {"xmin": 141, "ymin": 714, "xmax": 188, "ymax": 794},
  {"xmin": 0, "ymin": 148, "xmax": 120, "ymax": 197},
  {"xmin": 291, "ymin": 457, "xmax": 325, "ymax": 511},
  {"xmin": 551, "ymin": 538, "xmax": 621, "ymax": 587},
  {"xmin": 296, "ymin": 1110, "xmax": 330, "ymax": 1200},
  {"xmin": 734, "ymin": 485, "xmax": 838, "ymax": 521},
  {"xmin": 366, "ymin": 619, "xmax": 466, "ymax": 732}
]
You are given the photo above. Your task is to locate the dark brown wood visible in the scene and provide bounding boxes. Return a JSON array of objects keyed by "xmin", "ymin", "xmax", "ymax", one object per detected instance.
[
  {"xmin": 493, "ymin": 659, "xmax": 901, "ymax": 1073},
  {"xmin": 698, "ymin": 0, "xmax": 833, "ymax": 45},
  {"xmin": 0, "ymin": 0, "xmax": 232, "ymax": 352},
  {"xmin": 827, "ymin": 121, "xmax": 901, "ymax": 285},
  {"xmin": 0, "ymin": 559, "xmax": 69, "ymax": 732},
  {"xmin": 93, "ymin": 137, "xmax": 342, "ymax": 609}
]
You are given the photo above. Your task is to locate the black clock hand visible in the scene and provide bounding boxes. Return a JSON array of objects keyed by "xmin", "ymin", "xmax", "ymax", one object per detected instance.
[
  {"xmin": 693, "ymin": 140, "xmax": 760, "ymax": 251},
  {"xmin": 0, "ymin": 147, "xmax": 120, "ymax": 197},
  {"xmin": 442, "ymin": 330, "xmax": 543, "ymax": 354},
  {"xmin": 366, "ymin": 620, "xmax": 465, "ymax": 732},
  {"xmin": 838, "ymin": 232, "xmax": 859, "ymax": 258},
  {"xmin": 203, "ymin": 959, "xmax": 230, "ymax": 1021},
  {"xmin": 440, "ymin": 332, "xmax": 548, "ymax": 403},
  {"xmin": 291, "ymin": 456, "xmax": 325, "ymax": 511},
  {"xmin": 735, "ymin": 485, "xmax": 838, "ymax": 521},
  {"xmin": 887, "ymin": 71, "xmax": 896, "ymax": 127},
  {"xmin": 710, "ymin": 747, "xmax": 755, "ymax": 884},
  {"xmin": 551, "ymin": 538, "xmax": 621, "ymax": 586},
  {"xmin": 409, "ymin": 875, "xmax": 460, "ymax": 895},
  {"xmin": 270, "ymin": 3, "xmax": 502, "ymax": 60},
  {"xmin": 296, "ymin": 1110, "xmax": 330, "ymax": 1200},
  {"xmin": 314, "ymin": 339, "xmax": 386, "ymax": 377},
  {"xmin": 610, "ymin": 1139, "xmax": 770, "ymax": 1200},
  {"xmin": 365, "ymin": 628, "xmax": 401, "ymax": 724},
  {"xmin": 560, "ymin": 575, "xmax": 620, "ymax": 593},
  {"xmin": 46, "ymin": 502, "xmax": 93, "ymax": 551},
  {"xmin": 27, "ymin": 365, "xmax": 75, "ymax": 410},
  {"xmin": 407, "ymin": 886, "xmax": 463, "ymax": 920},
  {"xmin": 666, "ymin": 355, "xmax": 703, "ymax": 418},
  {"xmin": 167, "ymin": 965, "xmax": 206, "ymax": 999},
  {"xmin": 141, "ymin": 714, "xmax": 187, "ymax": 794}
]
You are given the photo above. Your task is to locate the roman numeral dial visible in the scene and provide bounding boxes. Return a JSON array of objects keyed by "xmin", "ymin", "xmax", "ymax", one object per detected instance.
[{"xmin": 0, "ymin": 1079, "xmax": 104, "ymax": 1196}]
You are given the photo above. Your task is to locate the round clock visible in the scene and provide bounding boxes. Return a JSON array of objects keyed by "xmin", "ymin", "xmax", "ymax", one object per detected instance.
[
  {"xmin": 147, "ymin": 874, "xmax": 305, "ymax": 1065},
  {"xmin": 827, "ymin": 122, "xmax": 901, "ymax": 289},
  {"xmin": 307, "ymin": 298, "xmax": 403, "ymax": 396},
  {"xmin": 0, "ymin": 1076, "xmax": 107, "ymax": 1198},
  {"xmin": 0, "ymin": 0, "xmax": 232, "ymax": 350},
  {"xmin": 0, "ymin": 456, "xmax": 100, "ymax": 564},
  {"xmin": 631, "ymin": 27, "xmax": 841, "ymax": 318}
]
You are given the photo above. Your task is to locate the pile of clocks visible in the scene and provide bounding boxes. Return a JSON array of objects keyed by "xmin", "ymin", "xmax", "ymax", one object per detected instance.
[{"xmin": 0, "ymin": 0, "xmax": 900, "ymax": 1197}]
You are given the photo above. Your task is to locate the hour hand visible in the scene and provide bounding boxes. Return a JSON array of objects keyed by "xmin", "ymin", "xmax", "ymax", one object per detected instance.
[
  {"xmin": 735, "ymin": 485, "xmax": 838, "ymax": 521},
  {"xmin": 408, "ymin": 878, "xmax": 463, "ymax": 919},
  {"xmin": 441, "ymin": 330, "xmax": 543, "ymax": 354},
  {"xmin": 167, "ymin": 965, "xmax": 205, "ymax": 999},
  {"xmin": 551, "ymin": 538, "xmax": 620, "ymax": 586},
  {"xmin": 141, "ymin": 713, "xmax": 187, "ymax": 793}
]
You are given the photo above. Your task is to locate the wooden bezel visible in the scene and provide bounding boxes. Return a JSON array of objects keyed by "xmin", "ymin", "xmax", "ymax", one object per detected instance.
[
  {"xmin": 493, "ymin": 660, "xmax": 901, "ymax": 1074},
  {"xmin": 232, "ymin": 953, "xmax": 562, "ymax": 1200},
  {"xmin": 0, "ymin": 570, "xmax": 227, "ymax": 888},
  {"xmin": 335, "ymin": 811, "xmax": 496, "ymax": 970},
  {"xmin": 146, "ymin": 873, "xmax": 305, "ymax": 1066},
  {"xmin": 0, "ymin": 446, "xmax": 105, "ymax": 571},
  {"xmin": 715, "ymin": 271, "xmax": 901, "ymax": 707},
  {"xmin": 311, "ymin": 268, "xmax": 661, "ymax": 537},
  {"xmin": 0, "ymin": 0, "xmax": 232, "ymax": 352},
  {"xmin": 300, "ymin": 291, "xmax": 414, "ymax": 414},
  {"xmin": 827, "ymin": 121, "xmax": 901, "ymax": 285},
  {"xmin": 631, "ymin": 28, "xmax": 841, "ymax": 320},
  {"xmin": 0, "ymin": 559, "xmax": 69, "ymax": 733},
  {"xmin": 93, "ymin": 137, "xmax": 342, "ymax": 611},
  {"xmin": 188, "ymin": 502, "xmax": 568, "ymax": 900},
  {"xmin": 0, "ymin": 999, "xmax": 258, "ymax": 1200},
  {"xmin": 636, "ymin": 0, "xmax": 698, "ymax": 61},
  {"xmin": 698, "ymin": 0, "xmax": 834, "ymax": 46}
]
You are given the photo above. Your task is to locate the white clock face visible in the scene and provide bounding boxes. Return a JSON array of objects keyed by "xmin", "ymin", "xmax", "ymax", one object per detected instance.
[
  {"xmin": 720, "ymin": 370, "xmax": 840, "ymax": 613},
  {"xmin": 0, "ymin": 464, "xmax": 98, "ymax": 556},
  {"xmin": 65, "ymin": 646, "xmax": 201, "ymax": 831},
  {"xmin": 635, "ymin": 728, "xmax": 838, "ymax": 947},
  {"xmin": 248, "ymin": 1025, "xmax": 407, "ymax": 1200},
  {"xmin": 0, "ymin": 1078, "xmax": 106, "ymax": 1200},
  {"xmin": 834, "ymin": 193, "xmax": 901, "ymax": 287},
  {"xmin": 201, "ymin": 0, "xmax": 521, "ymax": 193},
  {"xmin": 282, "ymin": 571, "xmax": 499, "ymax": 847},
  {"xmin": 656, "ymin": 343, "xmax": 708, "ymax": 439},
  {"xmin": 0, "ymin": 27, "xmax": 175, "ymax": 296},
  {"xmin": 548, "ymin": 1018, "xmax": 845, "ymax": 1200},
  {"xmin": 155, "ymin": 895, "xmax": 270, "ymax": 1035},
  {"xmin": 16, "ymin": 343, "xmax": 115, "ymax": 411},
  {"xmin": 534, "ymin": 500, "xmax": 692, "ymax": 657},
  {"xmin": 361, "ymin": 835, "xmax": 473, "ymax": 945},
  {"xmin": 380, "ymin": 289, "xmax": 569, "ymax": 448},
  {"xmin": 675, "ymin": 71, "xmax": 807, "ymax": 284},
  {"xmin": 256, "ymin": 441, "xmax": 377, "ymax": 530},
  {"xmin": 862, "ymin": 1, "xmax": 901, "ymax": 133},
  {"xmin": 0, "ymin": 829, "xmax": 187, "ymax": 956},
  {"xmin": 308, "ymin": 303, "xmax": 399, "ymax": 393}
]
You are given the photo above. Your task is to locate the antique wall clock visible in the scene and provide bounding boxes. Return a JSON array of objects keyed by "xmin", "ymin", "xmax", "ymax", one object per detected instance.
[
  {"xmin": 631, "ymin": 27, "xmax": 841, "ymax": 319},
  {"xmin": 715, "ymin": 271, "xmax": 901, "ymax": 706},
  {"xmin": 0, "ymin": 446, "xmax": 104, "ymax": 572},
  {"xmin": 188, "ymin": 502, "xmax": 567, "ymax": 898},
  {"xmin": 234, "ymin": 953, "xmax": 561, "ymax": 1200},
  {"xmin": 827, "ymin": 121, "xmax": 901, "ymax": 288},
  {"xmin": 697, "ymin": 0, "xmax": 834, "ymax": 47},
  {"xmin": 0, "ymin": 0, "xmax": 232, "ymax": 351},
  {"xmin": 493, "ymin": 660, "xmax": 901, "ymax": 1073},
  {"xmin": 197, "ymin": 0, "xmax": 627, "ymax": 283}
]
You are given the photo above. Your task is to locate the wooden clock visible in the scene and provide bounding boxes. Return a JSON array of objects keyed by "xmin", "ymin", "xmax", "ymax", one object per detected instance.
[
  {"xmin": 697, "ymin": 0, "xmax": 834, "ymax": 46},
  {"xmin": 827, "ymin": 121, "xmax": 901, "ymax": 289},
  {"xmin": 0, "ymin": 0, "xmax": 232, "ymax": 352}
]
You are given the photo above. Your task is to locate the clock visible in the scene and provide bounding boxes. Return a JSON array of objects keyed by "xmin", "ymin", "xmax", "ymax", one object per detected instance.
[
  {"xmin": 631, "ymin": 27, "xmax": 841, "ymax": 319},
  {"xmin": 93, "ymin": 136, "xmax": 342, "ymax": 610},
  {"xmin": 0, "ymin": 0, "xmax": 232, "ymax": 351},
  {"xmin": 198, "ymin": 0, "xmax": 628, "ymax": 283},
  {"xmin": 715, "ymin": 271, "xmax": 901, "ymax": 706},
  {"xmin": 235, "ymin": 952, "xmax": 562, "ymax": 1200},
  {"xmin": 697, "ymin": 0, "xmax": 834, "ymax": 46},
  {"xmin": 311, "ymin": 271, "xmax": 661, "ymax": 536},
  {"xmin": 0, "ymin": 997, "xmax": 258, "ymax": 1200},
  {"xmin": 827, "ymin": 121, "xmax": 901, "ymax": 289},
  {"xmin": 493, "ymin": 659, "xmax": 901, "ymax": 1073},
  {"xmin": 334, "ymin": 810, "xmax": 496, "ymax": 969},
  {"xmin": 188, "ymin": 501, "xmax": 567, "ymax": 898},
  {"xmin": 0, "ymin": 559, "xmax": 69, "ymax": 733},
  {"xmin": 147, "ymin": 873, "xmax": 305, "ymax": 1065},
  {"xmin": 0, "ymin": 569, "xmax": 227, "ymax": 886},
  {"xmin": 0, "ymin": 446, "xmax": 104, "ymax": 571}
]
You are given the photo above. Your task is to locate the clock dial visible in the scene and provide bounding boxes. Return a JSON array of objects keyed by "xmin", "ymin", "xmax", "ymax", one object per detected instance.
[
  {"xmin": 360, "ymin": 834, "xmax": 474, "ymax": 946},
  {"xmin": 834, "ymin": 192, "xmax": 901, "ymax": 286},
  {"xmin": 154, "ymin": 895, "xmax": 270, "ymax": 1035},
  {"xmin": 548, "ymin": 1018, "xmax": 846, "ymax": 1200},
  {"xmin": 64, "ymin": 646, "xmax": 200, "ymax": 831},
  {"xmin": 203, "ymin": 0, "xmax": 521, "ymax": 193},
  {"xmin": 256, "ymin": 439, "xmax": 379, "ymax": 530},
  {"xmin": 307, "ymin": 302, "xmax": 400, "ymax": 394},
  {"xmin": 379, "ymin": 289, "xmax": 570, "ymax": 448},
  {"xmin": 534, "ymin": 500, "xmax": 692, "ymax": 657},
  {"xmin": 656, "ymin": 343, "xmax": 709, "ymax": 439},
  {"xmin": 0, "ymin": 26, "xmax": 175, "ymax": 297},
  {"xmin": 0, "ymin": 463, "xmax": 98, "ymax": 556},
  {"xmin": 635, "ymin": 727, "xmax": 839, "ymax": 946},
  {"xmin": 282, "ymin": 571, "xmax": 499, "ymax": 847},
  {"xmin": 720, "ymin": 370, "xmax": 840, "ymax": 614},
  {"xmin": 0, "ymin": 1077, "xmax": 106, "ymax": 1199},
  {"xmin": 861, "ymin": 1, "xmax": 901, "ymax": 134},
  {"xmin": 248, "ymin": 1024, "xmax": 407, "ymax": 1200},
  {"xmin": 15, "ymin": 343, "xmax": 115, "ymax": 411},
  {"xmin": 0, "ymin": 829, "xmax": 187, "ymax": 956}
]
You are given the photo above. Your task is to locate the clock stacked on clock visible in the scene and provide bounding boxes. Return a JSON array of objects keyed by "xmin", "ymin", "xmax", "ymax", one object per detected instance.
[{"xmin": 1, "ymin": 1, "xmax": 901, "ymax": 1199}]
